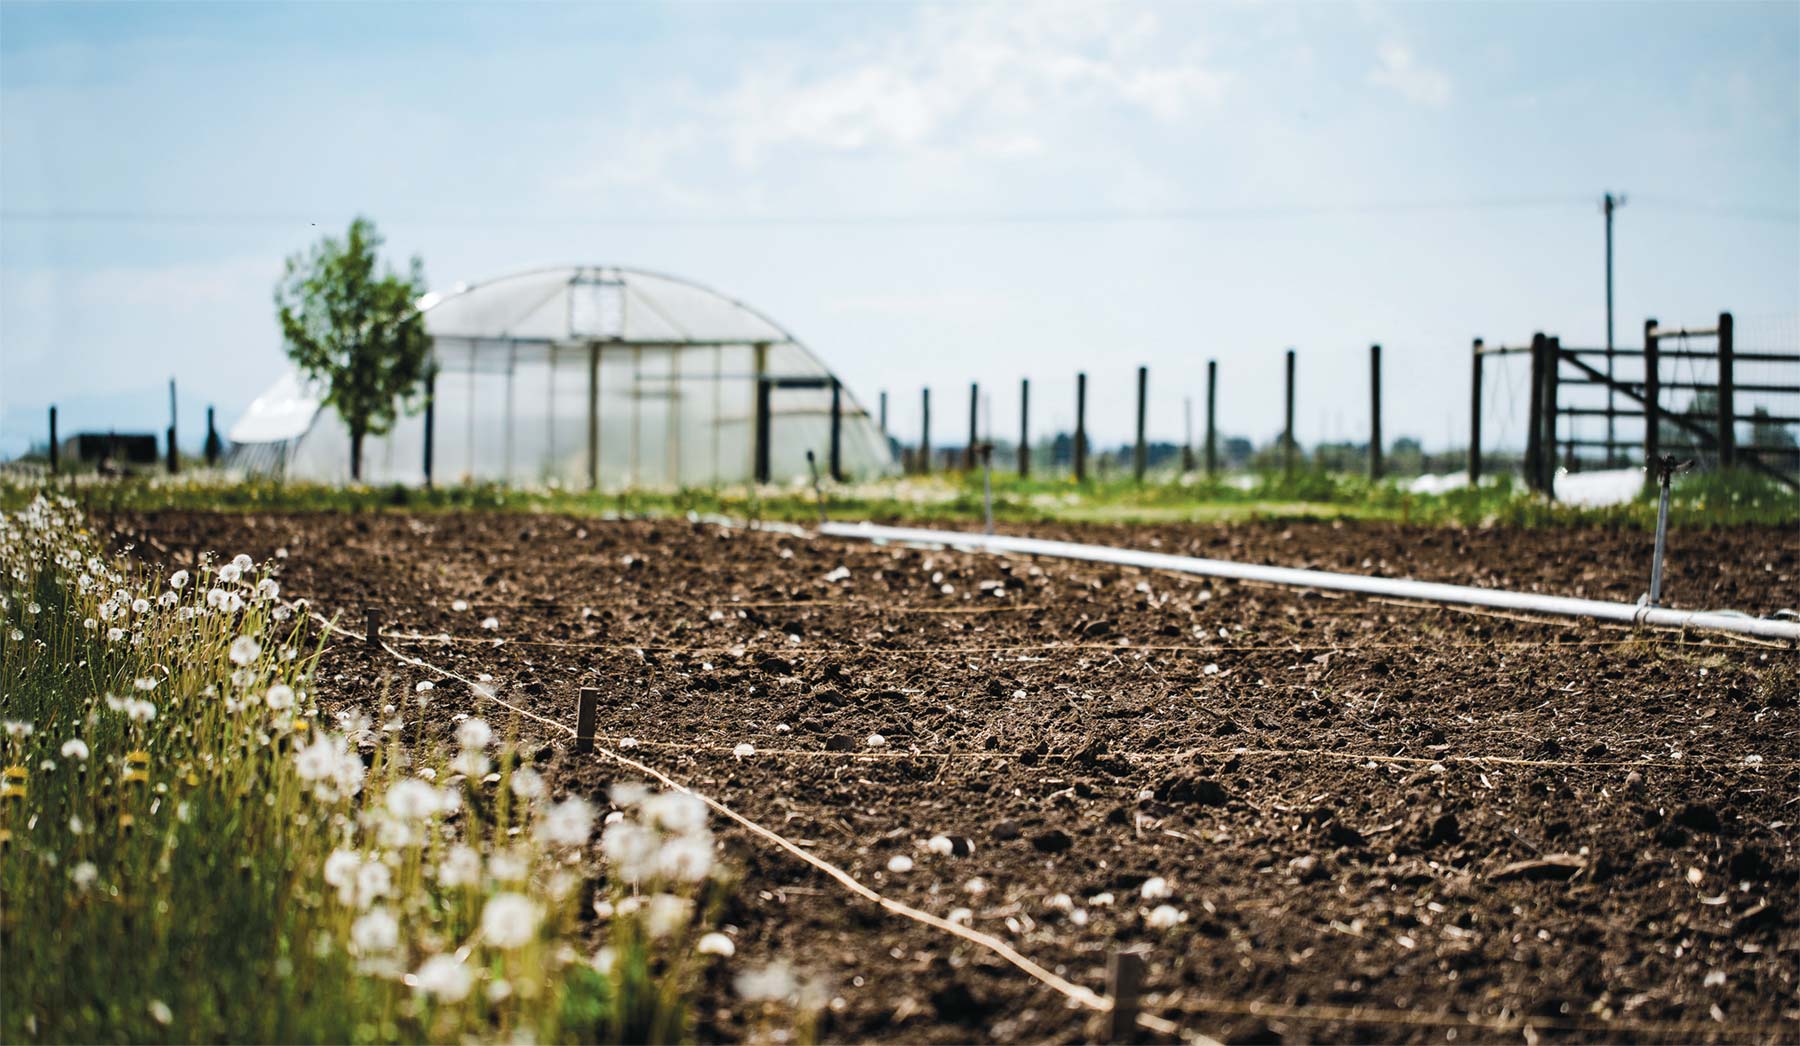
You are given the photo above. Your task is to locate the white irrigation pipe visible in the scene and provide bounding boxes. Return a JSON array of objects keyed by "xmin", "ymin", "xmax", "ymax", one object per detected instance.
[{"xmin": 819, "ymin": 523, "xmax": 1800, "ymax": 644}]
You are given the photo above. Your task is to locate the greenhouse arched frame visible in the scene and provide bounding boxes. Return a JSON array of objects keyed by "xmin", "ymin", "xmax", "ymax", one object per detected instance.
[{"xmin": 229, "ymin": 265, "xmax": 896, "ymax": 488}]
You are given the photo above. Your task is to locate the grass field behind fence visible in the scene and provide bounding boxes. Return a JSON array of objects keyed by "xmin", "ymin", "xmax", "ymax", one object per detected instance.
[
  {"xmin": 7, "ymin": 466, "xmax": 1794, "ymax": 529},
  {"xmin": 0, "ymin": 495, "xmax": 749, "ymax": 1044}
]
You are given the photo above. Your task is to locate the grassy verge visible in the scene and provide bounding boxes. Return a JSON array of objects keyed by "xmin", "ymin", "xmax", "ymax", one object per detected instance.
[
  {"xmin": 0, "ymin": 495, "xmax": 754, "ymax": 1043},
  {"xmin": 6, "ymin": 465, "xmax": 1794, "ymax": 529}
]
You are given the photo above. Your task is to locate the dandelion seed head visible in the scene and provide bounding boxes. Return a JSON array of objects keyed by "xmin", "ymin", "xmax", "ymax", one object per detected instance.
[
  {"xmin": 732, "ymin": 742, "xmax": 755, "ymax": 759},
  {"xmin": 644, "ymin": 893, "xmax": 691, "ymax": 938},
  {"xmin": 229, "ymin": 635, "xmax": 262, "ymax": 666},
  {"xmin": 480, "ymin": 892, "xmax": 540, "ymax": 949},
  {"xmin": 169, "ymin": 570, "xmax": 189, "ymax": 590},
  {"xmin": 927, "ymin": 835, "xmax": 955, "ymax": 856},
  {"xmin": 350, "ymin": 907, "xmax": 400, "ymax": 953},
  {"xmin": 60, "ymin": 738, "xmax": 89, "ymax": 761},
  {"xmin": 536, "ymin": 797, "xmax": 596, "ymax": 848},
  {"xmin": 454, "ymin": 718, "xmax": 492, "ymax": 750},
  {"xmin": 509, "ymin": 766, "xmax": 545, "ymax": 800},
  {"xmin": 1141, "ymin": 876, "xmax": 1173, "ymax": 901},
  {"xmin": 435, "ymin": 844, "xmax": 482, "ymax": 888},
  {"xmin": 70, "ymin": 861, "xmax": 98, "ymax": 888},
  {"xmin": 412, "ymin": 954, "xmax": 473, "ymax": 1002},
  {"xmin": 217, "ymin": 563, "xmax": 241, "ymax": 584}
]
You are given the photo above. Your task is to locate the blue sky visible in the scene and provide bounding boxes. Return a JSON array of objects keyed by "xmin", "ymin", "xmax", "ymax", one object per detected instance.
[{"xmin": 3, "ymin": 0, "xmax": 1796, "ymax": 459}]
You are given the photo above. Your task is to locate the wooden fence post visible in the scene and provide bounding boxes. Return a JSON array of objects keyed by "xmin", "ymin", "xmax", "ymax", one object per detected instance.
[
  {"xmin": 1717, "ymin": 312, "xmax": 1735, "ymax": 469},
  {"xmin": 1205, "ymin": 360, "xmax": 1218, "ymax": 476},
  {"xmin": 1643, "ymin": 319, "xmax": 1660, "ymax": 469},
  {"xmin": 1369, "ymin": 344, "xmax": 1383, "ymax": 480},
  {"xmin": 48, "ymin": 406, "xmax": 59, "ymax": 475},
  {"xmin": 754, "ymin": 378, "xmax": 772, "ymax": 484},
  {"xmin": 879, "ymin": 390, "xmax": 888, "ymax": 436},
  {"xmin": 1543, "ymin": 336, "xmax": 1562, "ymax": 493},
  {"xmin": 1018, "ymin": 378, "xmax": 1031, "ymax": 478},
  {"xmin": 829, "ymin": 378, "xmax": 843, "ymax": 482},
  {"xmin": 1283, "ymin": 349, "xmax": 1296, "ymax": 478},
  {"xmin": 919, "ymin": 387, "xmax": 931, "ymax": 476},
  {"xmin": 965, "ymin": 383, "xmax": 979, "ymax": 471},
  {"xmin": 1468, "ymin": 339, "xmax": 1483, "ymax": 485},
  {"xmin": 1524, "ymin": 333, "xmax": 1546, "ymax": 492},
  {"xmin": 1133, "ymin": 365, "xmax": 1148, "ymax": 483},
  {"xmin": 1074, "ymin": 372, "xmax": 1088, "ymax": 483},
  {"xmin": 424, "ymin": 364, "xmax": 439, "ymax": 489},
  {"xmin": 1182, "ymin": 396, "xmax": 1194, "ymax": 473}
]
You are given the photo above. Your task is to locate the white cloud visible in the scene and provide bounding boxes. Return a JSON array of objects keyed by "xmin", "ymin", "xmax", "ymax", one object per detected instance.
[
  {"xmin": 554, "ymin": 3, "xmax": 1232, "ymax": 205},
  {"xmin": 1368, "ymin": 41, "xmax": 1452, "ymax": 108}
]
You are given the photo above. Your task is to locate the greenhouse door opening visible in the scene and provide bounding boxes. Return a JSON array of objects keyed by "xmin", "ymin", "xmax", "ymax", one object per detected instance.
[{"xmin": 757, "ymin": 375, "xmax": 846, "ymax": 483}]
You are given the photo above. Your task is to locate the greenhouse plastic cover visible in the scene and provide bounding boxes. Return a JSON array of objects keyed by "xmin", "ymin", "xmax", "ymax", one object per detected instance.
[{"xmin": 229, "ymin": 266, "xmax": 895, "ymax": 487}]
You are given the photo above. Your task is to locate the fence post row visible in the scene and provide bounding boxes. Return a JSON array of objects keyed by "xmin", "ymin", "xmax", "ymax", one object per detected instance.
[
  {"xmin": 1134, "ymin": 365, "xmax": 1148, "ymax": 483},
  {"xmin": 1369, "ymin": 344, "xmax": 1383, "ymax": 480},
  {"xmin": 1074, "ymin": 372, "xmax": 1088, "ymax": 483},
  {"xmin": 1643, "ymin": 319, "xmax": 1659, "ymax": 470},
  {"xmin": 1018, "ymin": 378, "xmax": 1030, "ymax": 478},
  {"xmin": 1468, "ymin": 339, "xmax": 1483, "ymax": 485}
]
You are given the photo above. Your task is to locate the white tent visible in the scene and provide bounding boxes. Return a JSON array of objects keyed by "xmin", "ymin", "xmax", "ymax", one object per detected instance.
[{"xmin": 229, "ymin": 265, "xmax": 895, "ymax": 487}]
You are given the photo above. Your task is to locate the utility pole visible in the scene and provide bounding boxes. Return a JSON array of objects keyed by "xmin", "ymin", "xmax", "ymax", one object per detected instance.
[{"xmin": 1603, "ymin": 192, "xmax": 1626, "ymax": 467}]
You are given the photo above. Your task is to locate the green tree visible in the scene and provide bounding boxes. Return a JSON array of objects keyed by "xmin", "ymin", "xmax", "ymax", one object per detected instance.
[{"xmin": 274, "ymin": 217, "xmax": 431, "ymax": 482}]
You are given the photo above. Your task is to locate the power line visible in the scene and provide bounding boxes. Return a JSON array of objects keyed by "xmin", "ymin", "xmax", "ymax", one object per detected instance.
[{"xmin": 0, "ymin": 196, "xmax": 1602, "ymax": 230}]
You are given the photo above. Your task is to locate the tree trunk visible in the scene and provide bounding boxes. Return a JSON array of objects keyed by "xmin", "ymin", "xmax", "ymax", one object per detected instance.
[{"xmin": 350, "ymin": 428, "xmax": 365, "ymax": 483}]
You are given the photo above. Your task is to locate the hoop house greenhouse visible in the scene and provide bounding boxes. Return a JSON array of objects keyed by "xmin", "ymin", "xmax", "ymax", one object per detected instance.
[{"xmin": 229, "ymin": 265, "xmax": 894, "ymax": 487}]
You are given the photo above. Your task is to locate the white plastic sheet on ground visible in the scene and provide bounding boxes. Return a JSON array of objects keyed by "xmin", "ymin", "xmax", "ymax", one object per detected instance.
[{"xmin": 1553, "ymin": 468, "xmax": 1645, "ymax": 507}]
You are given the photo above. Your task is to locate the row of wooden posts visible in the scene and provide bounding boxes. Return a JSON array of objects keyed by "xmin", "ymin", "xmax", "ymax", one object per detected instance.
[
  {"xmin": 43, "ymin": 380, "xmax": 223, "ymax": 475},
  {"xmin": 877, "ymin": 346, "xmax": 1389, "ymax": 481},
  {"xmin": 1470, "ymin": 312, "xmax": 1800, "ymax": 493}
]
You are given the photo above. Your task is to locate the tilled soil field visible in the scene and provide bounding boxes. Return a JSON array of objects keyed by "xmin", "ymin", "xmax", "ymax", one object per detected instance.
[{"xmin": 108, "ymin": 512, "xmax": 1799, "ymax": 1044}]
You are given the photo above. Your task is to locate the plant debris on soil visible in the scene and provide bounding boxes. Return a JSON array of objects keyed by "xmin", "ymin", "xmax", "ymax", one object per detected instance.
[{"xmin": 108, "ymin": 512, "xmax": 1800, "ymax": 1044}]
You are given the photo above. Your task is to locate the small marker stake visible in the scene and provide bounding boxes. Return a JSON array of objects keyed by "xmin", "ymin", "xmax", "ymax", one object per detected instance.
[
  {"xmin": 575, "ymin": 687, "xmax": 599, "ymax": 754},
  {"xmin": 365, "ymin": 607, "xmax": 381, "ymax": 649},
  {"xmin": 1105, "ymin": 947, "xmax": 1146, "ymax": 1044},
  {"xmin": 980, "ymin": 442, "xmax": 995, "ymax": 535},
  {"xmin": 1646, "ymin": 454, "xmax": 1691, "ymax": 608},
  {"xmin": 805, "ymin": 450, "xmax": 827, "ymax": 525}
]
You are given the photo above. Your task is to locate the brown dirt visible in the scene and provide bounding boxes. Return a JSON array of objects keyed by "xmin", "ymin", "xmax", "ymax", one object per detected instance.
[{"xmin": 107, "ymin": 513, "xmax": 1800, "ymax": 1044}]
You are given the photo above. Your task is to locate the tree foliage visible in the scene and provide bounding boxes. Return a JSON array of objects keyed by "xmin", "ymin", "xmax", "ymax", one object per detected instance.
[{"xmin": 274, "ymin": 217, "xmax": 431, "ymax": 481}]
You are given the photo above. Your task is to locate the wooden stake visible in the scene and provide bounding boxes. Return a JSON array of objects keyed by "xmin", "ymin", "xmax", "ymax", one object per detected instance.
[
  {"xmin": 365, "ymin": 607, "xmax": 381, "ymax": 649},
  {"xmin": 576, "ymin": 687, "xmax": 599, "ymax": 753},
  {"xmin": 1105, "ymin": 947, "xmax": 1146, "ymax": 1043}
]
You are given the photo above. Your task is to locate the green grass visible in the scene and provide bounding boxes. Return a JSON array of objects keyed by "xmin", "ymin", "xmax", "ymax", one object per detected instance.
[
  {"xmin": 8, "ymin": 464, "xmax": 1794, "ymax": 529},
  {"xmin": 0, "ymin": 495, "xmax": 741, "ymax": 1043}
]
